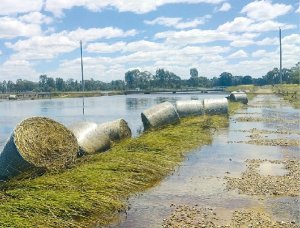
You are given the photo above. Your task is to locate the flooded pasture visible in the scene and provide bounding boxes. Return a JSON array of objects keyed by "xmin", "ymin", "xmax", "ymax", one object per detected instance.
[
  {"xmin": 109, "ymin": 94, "xmax": 299, "ymax": 227},
  {"xmin": 0, "ymin": 93, "xmax": 226, "ymax": 151}
]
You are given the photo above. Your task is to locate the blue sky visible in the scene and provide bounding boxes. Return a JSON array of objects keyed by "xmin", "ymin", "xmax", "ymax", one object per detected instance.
[{"xmin": 0, "ymin": 0, "xmax": 299, "ymax": 82}]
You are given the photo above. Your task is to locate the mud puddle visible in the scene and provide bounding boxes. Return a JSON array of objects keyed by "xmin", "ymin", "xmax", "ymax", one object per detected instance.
[{"xmin": 106, "ymin": 95, "xmax": 299, "ymax": 227}]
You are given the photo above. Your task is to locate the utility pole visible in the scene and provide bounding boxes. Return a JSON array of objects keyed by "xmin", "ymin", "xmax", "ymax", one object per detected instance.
[
  {"xmin": 279, "ymin": 28, "xmax": 282, "ymax": 84},
  {"xmin": 80, "ymin": 40, "xmax": 85, "ymax": 115}
]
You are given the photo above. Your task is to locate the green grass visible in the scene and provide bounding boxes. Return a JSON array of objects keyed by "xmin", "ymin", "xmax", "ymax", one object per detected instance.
[
  {"xmin": 0, "ymin": 103, "xmax": 243, "ymax": 227},
  {"xmin": 272, "ymin": 84, "xmax": 300, "ymax": 108},
  {"xmin": 225, "ymin": 85, "xmax": 256, "ymax": 93}
]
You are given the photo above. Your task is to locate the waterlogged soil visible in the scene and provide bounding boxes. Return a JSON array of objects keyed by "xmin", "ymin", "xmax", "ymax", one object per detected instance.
[{"xmin": 109, "ymin": 95, "xmax": 300, "ymax": 228}]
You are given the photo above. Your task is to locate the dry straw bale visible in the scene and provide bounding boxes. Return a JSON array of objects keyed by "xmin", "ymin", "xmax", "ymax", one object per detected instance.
[
  {"xmin": 97, "ymin": 119, "xmax": 131, "ymax": 142},
  {"xmin": 69, "ymin": 122, "xmax": 111, "ymax": 155},
  {"xmin": 229, "ymin": 92, "xmax": 248, "ymax": 104},
  {"xmin": 203, "ymin": 98, "xmax": 228, "ymax": 115},
  {"xmin": 0, "ymin": 117, "xmax": 79, "ymax": 180},
  {"xmin": 141, "ymin": 102, "xmax": 180, "ymax": 130},
  {"xmin": 175, "ymin": 100, "xmax": 204, "ymax": 118}
]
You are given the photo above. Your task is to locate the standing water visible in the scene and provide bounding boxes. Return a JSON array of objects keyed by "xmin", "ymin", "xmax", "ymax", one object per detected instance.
[{"xmin": 108, "ymin": 94, "xmax": 300, "ymax": 227}]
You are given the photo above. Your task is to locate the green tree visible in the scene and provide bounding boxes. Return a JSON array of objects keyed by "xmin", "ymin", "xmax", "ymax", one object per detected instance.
[
  {"xmin": 190, "ymin": 68, "xmax": 198, "ymax": 78},
  {"xmin": 219, "ymin": 72, "xmax": 233, "ymax": 86}
]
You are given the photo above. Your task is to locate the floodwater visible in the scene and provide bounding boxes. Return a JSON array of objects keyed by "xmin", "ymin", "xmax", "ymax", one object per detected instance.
[
  {"xmin": 110, "ymin": 94, "xmax": 300, "ymax": 227},
  {"xmin": 0, "ymin": 93, "xmax": 226, "ymax": 151}
]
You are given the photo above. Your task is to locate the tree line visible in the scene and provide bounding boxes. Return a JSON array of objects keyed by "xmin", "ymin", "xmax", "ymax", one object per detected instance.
[{"xmin": 0, "ymin": 62, "xmax": 299, "ymax": 93}]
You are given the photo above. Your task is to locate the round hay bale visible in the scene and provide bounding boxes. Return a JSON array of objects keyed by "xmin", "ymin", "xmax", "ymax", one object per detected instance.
[
  {"xmin": 203, "ymin": 98, "xmax": 228, "ymax": 115},
  {"xmin": 229, "ymin": 92, "xmax": 248, "ymax": 104},
  {"xmin": 69, "ymin": 122, "xmax": 111, "ymax": 155},
  {"xmin": 141, "ymin": 102, "xmax": 180, "ymax": 130},
  {"xmin": 176, "ymin": 100, "xmax": 204, "ymax": 118},
  {"xmin": 97, "ymin": 119, "xmax": 132, "ymax": 142},
  {"xmin": 0, "ymin": 117, "xmax": 79, "ymax": 180}
]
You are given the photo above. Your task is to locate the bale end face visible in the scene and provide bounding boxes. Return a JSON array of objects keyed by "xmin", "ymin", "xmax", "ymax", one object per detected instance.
[{"xmin": 14, "ymin": 117, "xmax": 79, "ymax": 170}]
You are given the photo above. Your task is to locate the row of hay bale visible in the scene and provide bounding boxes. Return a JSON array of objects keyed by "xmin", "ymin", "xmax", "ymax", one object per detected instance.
[
  {"xmin": 0, "ymin": 92, "xmax": 248, "ymax": 180},
  {"xmin": 0, "ymin": 117, "xmax": 131, "ymax": 180},
  {"xmin": 141, "ymin": 98, "xmax": 229, "ymax": 129}
]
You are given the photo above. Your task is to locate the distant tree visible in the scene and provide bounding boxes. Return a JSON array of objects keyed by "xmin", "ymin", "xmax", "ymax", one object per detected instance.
[
  {"xmin": 242, "ymin": 75, "xmax": 253, "ymax": 85},
  {"xmin": 46, "ymin": 77, "xmax": 56, "ymax": 91},
  {"xmin": 39, "ymin": 75, "xmax": 48, "ymax": 91},
  {"xmin": 55, "ymin": 78, "xmax": 65, "ymax": 91},
  {"xmin": 125, "ymin": 69, "xmax": 140, "ymax": 89},
  {"xmin": 219, "ymin": 72, "xmax": 233, "ymax": 86},
  {"xmin": 290, "ymin": 62, "xmax": 300, "ymax": 84},
  {"xmin": 190, "ymin": 68, "xmax": 198, "ymax": 78}
]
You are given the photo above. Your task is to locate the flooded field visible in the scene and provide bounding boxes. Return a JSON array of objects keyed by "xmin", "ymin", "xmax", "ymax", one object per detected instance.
[
  {"xmin": 110, "ymin": 94, "xmax": 299, "ymax": 227},
  {"xmin": 0, "ymin": 93, "xmax": 226, "ymax": 150}
]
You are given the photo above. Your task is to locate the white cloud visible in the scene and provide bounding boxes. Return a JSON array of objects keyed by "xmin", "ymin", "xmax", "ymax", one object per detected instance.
[
  {"xmin": 19, "ymin": 12, "xmax": 54, "ymax": 25},
  {"xmin": 217, "ymin": 17, "xmax": 296, "ymax": 33},
  {"xmin": 144, "ymin": 15, "xmax": 211, "ymax": 29},
  {"xmin": 282, "ymin": 34, "xmax": 300, "ymax": 45},
  {"xmin": 218, "ymin": 2, "xmax": 231, "ymax": 12},
  {"xmin": 86, "ymin": 42, "xmax": 126, "ymax": 53},
  {"xmin": 256, "ymin": 37, "xmax": 278, "ymax": 46},
  {"xmin": 241, "ymin": 0, "xmax": 293, "ymax": 21},
  {"xmin": 5, "ymin": 27, "xmax": 137, "ymax": 60},
  {"xmin": 0, "ymin": 17, "xmax": 41, "ymax": 39},
  {"xmin": 296, "ymin": 5, "xmax": 300, "ymax": 13},
  {"xmin": 45, "ymin": 0, "xmax": 224, "ymax": 16},
  {"xmin": 252, "ymin": 49, "xmax": 268, "ymax": 58},
  {"xmin": 68, "ymin": 27, "xmax": 137, "ymax": 42},
  {"xmin": 228, "ymin": 50, "xmax": 248, "ymax": 59},
  {"xmin": 230, "ymin": 40, "xmax": 254, "ymax": 47},
  {"xmin": 0, "ymin": 0, "xmax": 43, "ymax": 15},
  {"xmin": 155, "ymin": 29, "xmax": 235, "ymax": 45},
  {"xmin": 0, "ymin": 59, "xmax": 39, "ymax": 81}
]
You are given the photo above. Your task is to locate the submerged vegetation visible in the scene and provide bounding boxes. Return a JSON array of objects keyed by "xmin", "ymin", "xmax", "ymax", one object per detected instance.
[
  {"xmin": 272, "ymin": 84, "xmax": 300, "ymax": 108},
  {"xmin": 0, "ymin": 109, "xmax": 245, "ymax": 227}
]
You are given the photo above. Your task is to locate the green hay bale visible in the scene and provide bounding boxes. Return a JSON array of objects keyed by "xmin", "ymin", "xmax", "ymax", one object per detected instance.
[
  {"xmin": 69, "ymin": 122, "xmax": 111, "ymax": 155},
  {"xmin": 97, "ymin": 119, "xmax": 132, "ymax": 142},
  {"xmin": 176, "ymin": 100, "xmax": 204, "ymax": 118},
  {"xmin": 229, "ymin": 92, "xmax": 248, "ymax": 104},
  {"xmin": 203, "ymin": 98, "xmax": 228, "ymax": 115},
  {"xmin": 0, "ymin": 117, "xmax": 79, "ymax": 180},
  {"xmin": 141, "ymin": 102, "xmax": 180, "ymax": 130}
]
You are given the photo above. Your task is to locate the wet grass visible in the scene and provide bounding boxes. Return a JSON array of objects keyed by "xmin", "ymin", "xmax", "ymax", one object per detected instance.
[
  {"xmin": 272, "ymin": 84, "xmax": 300, "ymax": 108},
  {"xmin": 225, "ymin": 85, "xmax": 256, "ymax": 93},
  {"xmin": 0, "ymin": 109, "xmax": 243, "ymax": 227}
]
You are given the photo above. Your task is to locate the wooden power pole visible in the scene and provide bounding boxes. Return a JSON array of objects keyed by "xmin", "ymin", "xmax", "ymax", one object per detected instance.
[
  {"xmin": 279, "ymin": 28, "xmax": 282, "ymax": 84},
  {"xmin": 80, "ymin": 40, "xmax": 85, "ymax": 115}
]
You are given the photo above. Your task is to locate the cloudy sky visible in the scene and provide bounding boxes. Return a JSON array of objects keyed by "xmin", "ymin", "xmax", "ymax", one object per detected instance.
[{"xmin": 0, "ymin": 0, "xmax": 299, "ymax": 82}]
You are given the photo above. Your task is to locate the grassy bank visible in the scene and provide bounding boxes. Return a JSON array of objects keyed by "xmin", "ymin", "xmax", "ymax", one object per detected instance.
[
  {"xmin": 0, "ymin": 103, "xmax": 242, "ymax": 227},
  {"xmin": 272, "ymin": 84, "xmax": 300, "ymax": 108},
  {"xmin": 51, "ymin": 91, "xmax": 124, "ymax": 99},
  {"xmin": 225, "ymin": 85, "xmax": 256, "ymax": 93}
]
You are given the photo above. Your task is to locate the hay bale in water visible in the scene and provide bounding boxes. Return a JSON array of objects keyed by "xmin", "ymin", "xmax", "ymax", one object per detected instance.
[
  {"xmin": 69, "ymin": 122, "xmax": 111, "ymax": 155},
  {"xmin": 0, "ymin": 117, "xmax": 79, "ymax": 180},
  {"xmin": 141, "ymin": 102, "xmax": 180, "ymax": 130},
  {"xmin": 97, "ymin": 119, "xmax": 131, "ymax": 141},
  {"xmin": 229, "ymin": 92, "xmax": 248, "ymax": 104},
  {"xmin": 203, "ymin": 98, "xmax": 228, "ymax": 115},
  {"xmin": 176, "ymin": 100, "xmax": 204, "ymax": 118}
]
